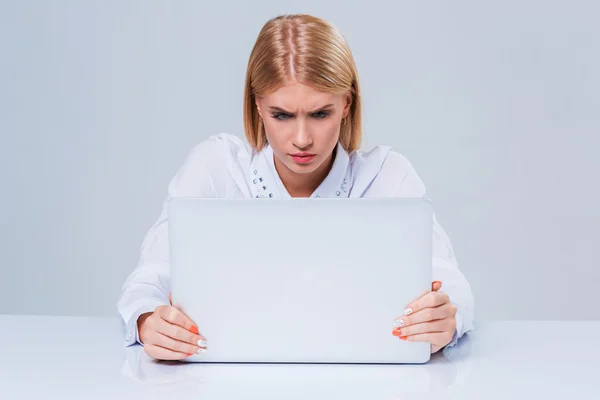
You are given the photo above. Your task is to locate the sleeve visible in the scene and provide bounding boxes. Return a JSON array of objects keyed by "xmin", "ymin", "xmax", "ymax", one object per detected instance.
[
  {"xmin": 116, "ymin": 138, "xmax": 223, "ymax": 347},
  {"xmin": 388, "ymin": 153, "xmax": 475, "ymax": 349}
]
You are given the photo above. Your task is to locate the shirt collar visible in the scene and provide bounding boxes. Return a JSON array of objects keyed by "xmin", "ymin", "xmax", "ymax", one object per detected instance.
[{"xmin": 249, "ymin": 141, "xmax": 352, "ymax": 198}]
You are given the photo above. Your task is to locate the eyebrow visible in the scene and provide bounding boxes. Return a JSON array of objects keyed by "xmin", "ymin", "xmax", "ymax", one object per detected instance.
[{"xmin": 268, "ymin": 104, "xmax": 335, "ymax": 114}]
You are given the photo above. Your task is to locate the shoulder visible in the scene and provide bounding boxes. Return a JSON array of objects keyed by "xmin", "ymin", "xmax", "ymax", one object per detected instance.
[
  {"xmin": 185, "ymin": 132, "xmax": 251, "ymax": 163},
  {"xmin": 168, "ymin": 133, "xmax": 252, "ymax": 197},
  {"xmin": 354, "ymin": 146, "xmax": 426, "ymax": 197},
  {"xmin": 379, "ymin": 149, "xmax": 417, "ymax": 181},
  {"xmin": 347, "ymin": 144, "xmax": 390, "ymax": 197}
]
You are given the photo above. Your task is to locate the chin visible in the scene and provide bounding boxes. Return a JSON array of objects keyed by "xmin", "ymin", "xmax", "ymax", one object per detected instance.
[{"xmin": 286, "ymin": 162, "xmax": 320, "ymax": 174}]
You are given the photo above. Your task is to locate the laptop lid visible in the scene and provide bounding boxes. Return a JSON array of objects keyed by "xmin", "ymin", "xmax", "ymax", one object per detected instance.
[{"xmin": 168, "ymin": 197, "xmax": 432, "ymax": 364}]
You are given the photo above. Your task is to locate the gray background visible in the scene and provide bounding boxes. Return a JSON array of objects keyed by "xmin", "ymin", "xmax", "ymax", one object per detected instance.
[{"xmin": 1, "ymin": 0, "xmax": 599, "ymax": 321}]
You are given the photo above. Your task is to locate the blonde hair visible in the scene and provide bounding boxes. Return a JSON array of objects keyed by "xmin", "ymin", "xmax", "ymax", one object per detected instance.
[{"xmin": 243, "ymin": 14, "xmax": 362, "ymax": 153}]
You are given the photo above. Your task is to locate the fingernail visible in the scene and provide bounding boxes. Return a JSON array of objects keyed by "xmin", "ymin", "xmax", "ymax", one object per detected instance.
[
  {"xmin": 187, "ymin": 353, "xmax": 193, "ymax": 356},
  {"xmin": 399, "ymin": 336, "xmax": 407, "ymax": 340},
  {"xmin": 403, "ymin": 308, "xmax": 413, "ymax": 316},
  {"xmin": 190, "ymin": 325, "xmax": 199, "ymax": 334},
  {"xmin": 197, "ymin": 348, "xmax": 207, "ymax": 354},
  {"xmin": 198, "ymin": 339, "xmax": 207, "ymax": 348},
  {"xmin": 392, "ymin": 328, "xmax": 402, "ymax": 336},
  {"xmin": 394, "ymin": 318, "xmax": 404, "ymax": 327}
]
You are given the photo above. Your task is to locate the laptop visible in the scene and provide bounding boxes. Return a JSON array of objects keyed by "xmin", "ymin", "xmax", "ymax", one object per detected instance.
[{"xmin": 167, "ymin": 197, "xmax": 433, "ymax": 364}]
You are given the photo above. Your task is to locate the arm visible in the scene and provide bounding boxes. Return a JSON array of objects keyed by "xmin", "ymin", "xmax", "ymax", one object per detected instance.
[
  {"xmin": 117, "ymin": 137, "xmax": 223, "ymax": 347},
  {"xmin": 387, "ymin": 153, "xmax": 475, "ymax": 347},
  {"xmin": 117, "ymin": 202, "xmax": 171, "ymax": 347},
  {"xmin": 430, "ymin": 214, "xmax": 475, "ymax": 347}
]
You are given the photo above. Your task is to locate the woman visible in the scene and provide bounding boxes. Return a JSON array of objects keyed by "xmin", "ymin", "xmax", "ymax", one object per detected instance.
[{"xmin": 117, "ymin": 14, "xmax": 474, "ymax": 361}]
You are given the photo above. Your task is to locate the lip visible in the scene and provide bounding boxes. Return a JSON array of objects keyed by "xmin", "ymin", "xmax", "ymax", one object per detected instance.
[
  {"xmin": 290, "ymin": 153, "xmax": 316, "ymax": 164},
  {"xmin": 290, "ymin": 152, "xmax": 316, "ymax": 157}
]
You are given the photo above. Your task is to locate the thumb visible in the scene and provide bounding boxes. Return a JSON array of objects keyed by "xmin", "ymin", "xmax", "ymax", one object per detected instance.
[
  {"xmin": 169, "ymin": 293, "xmax": 172, "ymax": 305},
  {"xmin": 410, "ymin": 280, "xmax": 444, "ymax": 304}
]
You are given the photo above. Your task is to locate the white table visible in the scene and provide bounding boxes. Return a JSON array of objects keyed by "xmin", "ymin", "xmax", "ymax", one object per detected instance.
[{"xmin": 0, "ymin": 315, "xmax": 598, "ymax": 399}]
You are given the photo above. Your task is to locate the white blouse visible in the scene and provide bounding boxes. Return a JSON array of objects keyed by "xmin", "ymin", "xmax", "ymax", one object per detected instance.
[{"xmin": 117, "ymin": 133, "xmax": 475, "ymax": 350}]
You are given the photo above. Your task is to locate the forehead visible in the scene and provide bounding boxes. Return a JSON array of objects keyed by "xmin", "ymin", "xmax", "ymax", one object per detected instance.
[{"xmin": 264, "ymin": 81, "xmax": 337, "ymax": 111}]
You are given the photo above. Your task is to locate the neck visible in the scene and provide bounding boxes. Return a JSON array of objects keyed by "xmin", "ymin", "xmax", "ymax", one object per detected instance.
[{"xmin": 274, "ymin": 148, "xmax": 337, "ymax": 198}]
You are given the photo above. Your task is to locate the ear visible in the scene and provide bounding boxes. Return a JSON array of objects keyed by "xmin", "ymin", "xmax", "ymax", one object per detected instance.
[
  {"xmin": 343, "ymin": 90, "xmax": 353, "ymax": 118},
  {"xmin": 255, "ymin": 98, "xmax": 263, "ymax": 119}
]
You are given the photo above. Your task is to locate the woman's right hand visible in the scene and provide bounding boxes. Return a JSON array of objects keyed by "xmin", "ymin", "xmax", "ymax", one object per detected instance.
[{"xmin": 137, "ymin": 293, "xmax": 207, "ymax": 360}]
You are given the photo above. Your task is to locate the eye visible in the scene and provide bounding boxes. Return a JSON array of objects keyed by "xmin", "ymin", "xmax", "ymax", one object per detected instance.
[
  {"xmin": 270, "ymin": 111, "xmax": 331, "ymax": 121},
  {"xmin": 271, "ymin": 112, "xmax": 291, "ymax": 121},
  {"xmin": 312, "ymin": 110, "xmax": 331, "ymax": 119}
]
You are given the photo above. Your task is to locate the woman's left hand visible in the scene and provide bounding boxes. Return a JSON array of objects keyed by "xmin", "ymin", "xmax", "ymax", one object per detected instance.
[{"xmin": 392, "ymin": 281, "xmax": 457, "ymax": 353}]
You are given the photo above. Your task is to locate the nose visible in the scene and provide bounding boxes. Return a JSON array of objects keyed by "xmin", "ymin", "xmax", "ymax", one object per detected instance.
[{"xmin": 292, "ymin": 120, "xmax": 313, "ymax": 150}]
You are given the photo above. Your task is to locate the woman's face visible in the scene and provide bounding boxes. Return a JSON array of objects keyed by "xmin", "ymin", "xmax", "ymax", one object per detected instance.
[{"xmin": 255, "ymin": 80, "xmax": 352, "ymax": 176}]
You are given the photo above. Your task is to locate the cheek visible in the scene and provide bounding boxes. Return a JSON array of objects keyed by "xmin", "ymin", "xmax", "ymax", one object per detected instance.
[
  {"xmin": 263, "ymin": 125, "xmax": 290, "ymax": 160},
  {"xmin": 264, "ymin": 118, "xmax": 291, "ymax": 136},
  {"xmin": 263, "ymin": 121, "xmax": 280, "ymax": 143},
  {"xmin": 317, "ymin": 120, "xmax": 342, "ymax": 146}
]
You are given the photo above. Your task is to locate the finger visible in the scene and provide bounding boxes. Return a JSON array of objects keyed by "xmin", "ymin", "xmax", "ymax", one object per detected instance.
[
  {"xmin": 431, "ymin": 344, "xmax": 443, "ymax": 354},
  {"xmin": 393, "ymin": 317, "xmax": 455, "ymax": 338},
  {"xmin": 402, "ymin": 290, "xmax": 449, "ymax": 317},
  {"xmin": 392, "ymin": 319, "xmax": 449, "ymax": 337},
  {"xmin": 168, "ymin": 299, "xmax": 200, "ymax": 336},
  {"xmin": 156, "ymin": 317, "xmax": 207, "ymax": 348},
  {"xmin": 402, "ymin": 281, "xmax": 443, "ymax": 314},
  {"xmin": 169, "ymin": 293, "xmax": 172, "ymax": 305},
  {"xmin": 144, "ymin": 344, "xmax": 193, "ymax": 361},
  {"xmin": 158, "ymin": 305, "xmax": 199, "ymax": 335},
  {"xmin": 153, "ymin": 331, "xmax": 206, "ymax": 355},
  {"xmin": 398, "ymin": 302, "xmax": 454, "ymax": 327},
  {"xmin": 401, "ymin": 331, "xmax": 453, "ymax": 346}
]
